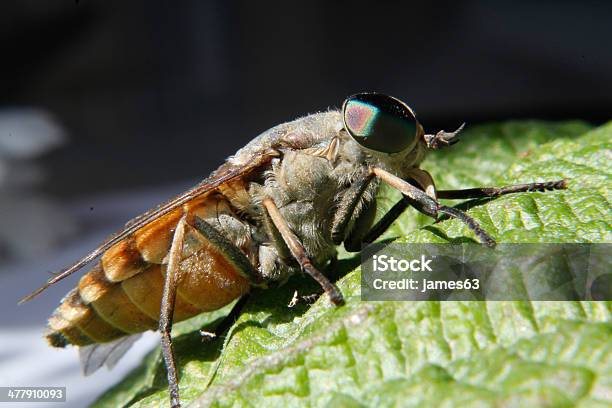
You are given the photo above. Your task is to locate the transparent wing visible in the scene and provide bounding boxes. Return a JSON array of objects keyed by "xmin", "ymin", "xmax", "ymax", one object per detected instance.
[
  {"xmin": 20, "ymin": 150, "xmax": 277, "ymax": 304},
  {"xmin": 79, "ymin": 334, "xmax": 142, "ymax": 376}
]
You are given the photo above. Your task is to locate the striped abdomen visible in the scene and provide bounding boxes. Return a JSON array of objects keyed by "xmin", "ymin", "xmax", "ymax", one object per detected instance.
[{"xmin": 47, "ymin": 188, "xmax": 254, "ymax": 347}]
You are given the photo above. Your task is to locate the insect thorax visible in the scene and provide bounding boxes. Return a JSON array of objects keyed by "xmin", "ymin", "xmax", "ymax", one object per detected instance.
[{"xmin": 231, "ymin": 111, "xmax": 427, "ymax": 284}]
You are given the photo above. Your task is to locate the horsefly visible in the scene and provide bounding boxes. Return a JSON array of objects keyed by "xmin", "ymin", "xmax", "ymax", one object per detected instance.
[{"xmin": 21, "ymin": 93, "xmax": 568, "ymax": 407}]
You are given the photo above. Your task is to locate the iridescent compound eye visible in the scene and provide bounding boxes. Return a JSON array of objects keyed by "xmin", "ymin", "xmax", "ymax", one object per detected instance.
[{"xmin": 342, "ymin": 93, "xmax": 419, "ymax": 153}]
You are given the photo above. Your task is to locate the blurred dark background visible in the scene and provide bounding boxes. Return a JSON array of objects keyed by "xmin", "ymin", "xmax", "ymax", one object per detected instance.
[{"xmin": 2, "ymin": 0, "xmax": 611, "ymax": 198}]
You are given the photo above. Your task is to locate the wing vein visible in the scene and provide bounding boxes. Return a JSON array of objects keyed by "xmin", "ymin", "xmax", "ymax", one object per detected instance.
[{"xmin": 19, "ymin": 151, "xmax": 276, "ymax": 303}]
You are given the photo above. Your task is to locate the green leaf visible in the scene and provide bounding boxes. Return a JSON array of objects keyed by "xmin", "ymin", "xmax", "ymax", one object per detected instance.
[{"xmin": 93, "ymin": 120, "xmax": 611, "ymax": 408}]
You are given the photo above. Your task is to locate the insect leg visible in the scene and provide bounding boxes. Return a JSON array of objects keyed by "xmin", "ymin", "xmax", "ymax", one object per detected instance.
[
  {"xmin": 190, "ymin": 216, "xmax": 263, "ymax": 286},
  {"xmin": 436, "ymin": 180, "xmax": 568, "ymax": 199},
  {"xmin": 331, "ymin": 171, "xmax": 375, "ymax": 245},
  {"xmin": 364, "ymin": 177, "xmax": 567, "ymax": 244},
  {"xmin": 372, "ymin": 167, "xmax": 496, "ymax": 247},
  {"xmin": 341, "ymin": 169, "xmax": 436, "ymax": 250},
  {"xmin": 362, "ymin": 196, "xmax": 411, "ymax": 244},
  {"xmin": 159, "ymin": 214, "xmax": 188, "ymax": 408},
  {"xmin": 262, "ymin": 197, "xmax": 344, "ymax": 306}
]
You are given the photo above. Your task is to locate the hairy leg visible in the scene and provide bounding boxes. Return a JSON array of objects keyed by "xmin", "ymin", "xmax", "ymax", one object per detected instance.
[
  {"xmin": 372, "ymin": 168, "xmax": 496, "ymax": 247},
  {"xmin": 262, "ymin": 197, "xmax": 344, "ymax": 305},
  {"xmin": 365, "ymin": 170, "xmax": 567, "ymax": 246},
  {"xmin": 159, "ymin": 214, "xmax": 188, "ymax": 408},
  {"xmin": 436, "ymin": 180, "xmax": 567, "ymax": 199}
]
